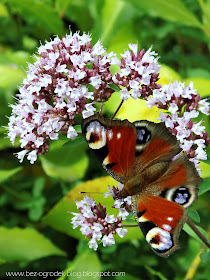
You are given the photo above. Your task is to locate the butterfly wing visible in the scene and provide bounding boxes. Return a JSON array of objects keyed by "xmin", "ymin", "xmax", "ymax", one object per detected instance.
[
  {"xmin": 133, "ymin": 120, "xmax": 181, "ymax": 171},
  {"xmin": 132, "ymin": 194, "xmax": 186, "ymax": 257},
  {"xmin": 82, "ymin": 113, "xmax": 137, "ymax": 183},
  {"xmin": 132, "ymin": 154, "xmax": 202, "ymax": 257}
]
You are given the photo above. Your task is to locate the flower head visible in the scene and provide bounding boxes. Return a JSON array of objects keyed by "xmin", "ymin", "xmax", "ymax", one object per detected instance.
[
  {"xmin": 70, "ymin": 183, "xmax": 132, "ymax": 250},
  {"xmin": 147, "ymin": 81, "xmax": 210, "ymax": 172},
  {"xmin": 113, "ymin": 44, "xmax": 161, "ymax": 101},
  {"xmin": 8, "ymin": 31, "xmax": 115, "ymax": 163}
]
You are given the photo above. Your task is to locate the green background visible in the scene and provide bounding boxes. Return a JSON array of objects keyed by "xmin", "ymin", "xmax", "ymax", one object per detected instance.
[{"xmin": 0, "ymin": 0, "xmax": 209, "ymax": 279}]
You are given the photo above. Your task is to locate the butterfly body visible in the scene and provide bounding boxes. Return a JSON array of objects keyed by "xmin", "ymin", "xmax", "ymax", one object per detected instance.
[{"xmin": 82, "ymin": 113, "xmax": 202, "ymax": 257}]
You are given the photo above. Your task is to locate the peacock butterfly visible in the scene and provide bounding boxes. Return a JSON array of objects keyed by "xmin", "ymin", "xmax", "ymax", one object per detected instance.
[{"xmin": 81, "ymin": 113, "xmax": 202, "ymax": 257}]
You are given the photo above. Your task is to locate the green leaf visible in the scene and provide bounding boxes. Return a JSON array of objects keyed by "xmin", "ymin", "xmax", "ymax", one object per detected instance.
[
  {"xmin": 33, "ymin": 177, "xmax": 45, "ymax": 197},
  {"xmin": 108, "ymin": 83, "xmax": 121, "ymax": 92},
  {"xmin": 145, "ymin": 265, "xmax": 168, "ymax": 280},
  {"xmin": 107, "ymin": 21, "xmax": 138, "ymax": 55},
  {"xmin": 74, "ymin": 125, "xmax": 82, "ymax": 133},
  {"xmin": 94, "ymin": 0, "xmax": 136, "ymax": 44},
  {"xmin": 198, "ymin": 179, "xmax": 210, "ymax": 196},
  {"xmin": 58, "ymin": 249, "xmax": 101, "ymax": 280},
  {"xmin": 0, "ymin": 167, "xmax": 22, "ymax": 184},
  {"xmin": 0, "ymin": 65, "xmax": 24, "ymax": 92},
  {"xmin": 200, "ymin": 249, "xmax": 210, "ymax": 263},
  {"xmin": 40, "ymin": 139, "xmax": 88, "ymax": 182},
  {"xmin": 63, "ymin": 135, "xmax": 85, "ymax": 147},
  {"xmin": 188, "ymin": 209, "xmax": 200, "ymax": 223},
  {"xmin": 127, "ymin": 0, "xmax": 203, "ymax": 28},
  {"xmin": 5, "ymin": 0, "xmax": 64, "ymax": 36},
  {"xmin": 43, "ymin": 176, "xmax": 141, "ymax": 243},
  {"xmin": 0, "ymin": 227, "xmax": 66, "ymax": 262}
]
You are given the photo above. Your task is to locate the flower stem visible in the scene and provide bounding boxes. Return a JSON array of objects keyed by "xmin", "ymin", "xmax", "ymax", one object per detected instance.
[
  {"xmin": 186, "ymin": 218, "xmax": 210, "ymax": 248},
  {"xmin": 121, "ymin": 224, "xmax": 138, "ymax": 227},
  {"xmin": 111, "ymin": 100, "xmax": 124, "ymax": 120},
  {"xmin": 100, "ymin": 104, "xmax": 103, "ymax": 115}
]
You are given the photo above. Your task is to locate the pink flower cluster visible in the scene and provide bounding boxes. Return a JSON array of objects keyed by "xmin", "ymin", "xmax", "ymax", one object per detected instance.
[
  {"xmin": 113, "ymin": 44, "xmax": 161, "ymax": 100},
  {"xmin": 70, "ymin": 184, "xmax": 131, "ymax": 250},
  {"xmin": 146, "ymin": 81, "xmax": 210, "ymax": 171},
  {"xmin": 7, "ymin": 31, "xmax": 115, "ymax": 163}
]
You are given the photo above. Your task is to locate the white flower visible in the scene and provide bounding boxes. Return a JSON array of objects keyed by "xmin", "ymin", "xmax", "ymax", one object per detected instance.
[
  {"xmin": 168, "ymin": 103, "xmax": 178, "ymax": 114},
  {"xmin": 90, "ymin": 75, "xmax": 102, "ymax": 89},
  {"xmin": 119, "ymin": 208, "xmax": 130, "ymax": 220},
  {"xmin": 80, "ymin": 224, "xmax": 92, "ymax": 236},
  {"xmin": 104, "ymin": 186, "xmax": 115, "ymax": 198},
  {"xmin": 128, "ymin": 43, "xmax": 138, "ymax": 56},
  {"xmin": 91, "ymin": 223, "xmax": 104, "ymax": 232},
  {"xmin": 195, "ymin": 146, "xmax": 207, "ymax": 160},
  {"xmin": 120, "ymin": 89, "xmax": 130, "ymax": 101},
  {"xmin": 118, "ymin": 183, "xmax": 124, "ymax": 191},
  {"xmin": 101, "ymin": 233, "xmax": 115, "ymax": 247},
  {"xmin": 105, "ymin": 214, "xmax": 116, "ymax": 224},
  {"xmin": 124, "ymin": 196, "xmax": 132, "ymax": 205},
  {"xmin": 14, "ymin": 150, "xmax": 28, "ymax": 163},
  {"xmin": 129, "ymin": 80, "xmax": 139, "ymax": 90},
  {"xmin": 131, "ymin": 89, "xmax": 141, "ymax": 100},
  {"xmin": 113, "ymin": 199, "xmax": 123, "ymax": 209},
  {"xmin": 192, "ymin": 121, "xmax": 205, "ymax": 136},
  {"xmin": 116, "ymin": 228, "xmax": 128, "ymax": 238},
  {"xmin": 88, "ymin": 238, "xmax": 98, "ymax": 251},
  {"xmin": 199, "ymin": 99, "xmax": 209, "ymax": 115},
  {"xmin": 92, "ymin": 230, "xmax": 102, "ymax": 241},
  {"xmin": 67, "ymin": 126, "xmax": 78, "ymax": 139},
  {"xmin": 82, "ymin": 103, "xmax": 96, "ymax": 119},
  {"xmin": 27, "ymin": 150, "xmax": 37, "ymax": 164},
  {"xmin": 92, "ymin": 40, "xmax": 105, "ymax": 56},
  {"xmin": 180, "ymin": 140, "xmax": 193, "ymax": 152},
  {"xmin": 83, "ymin": 196, "xmax": 96, "ymax": 207}
]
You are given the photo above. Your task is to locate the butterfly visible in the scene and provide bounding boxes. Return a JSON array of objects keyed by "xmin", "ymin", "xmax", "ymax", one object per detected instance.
[{"xmin": 81, "ymin": 113, "xmax": 202, "ymax": 257}]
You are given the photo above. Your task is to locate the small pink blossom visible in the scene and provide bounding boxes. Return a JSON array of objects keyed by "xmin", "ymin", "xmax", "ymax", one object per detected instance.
[{"xmin": 70, "ymin": 184, "xmax": 132, "ymax": 250}]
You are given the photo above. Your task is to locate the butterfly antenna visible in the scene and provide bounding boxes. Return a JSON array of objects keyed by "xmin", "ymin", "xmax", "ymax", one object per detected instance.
[{"xmin": 80, "ymin": 191, "xmax": 104, "ymax": 194}]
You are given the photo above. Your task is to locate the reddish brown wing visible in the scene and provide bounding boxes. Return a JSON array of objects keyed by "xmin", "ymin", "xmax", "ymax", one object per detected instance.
[
  {"xmin": 131, "ymin": 154, "xmax": 202, "ymax": 257},
  {"xmin": 132, "ymin": 194, "xmax": 186, "ymax": 257},
  {"xmin": 133, "ymin": 120, "xmax": 181, "ymax": 173},
  {"xmin": 82, "ymin": 113, "xmax": 137, "ymax": 183},
  {"xmin": 147, "ymin": 154, "xmax": 202, "ymax": 208}
]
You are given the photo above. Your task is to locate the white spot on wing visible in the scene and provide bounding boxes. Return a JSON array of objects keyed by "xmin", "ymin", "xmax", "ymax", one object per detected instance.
[
  {"xmin": 167, "ymin": 217, "xmax": 173, "ymax": 221},
  {"xmin": 162, "ymin": 224, "xmax": 172, "ymax": 231},
  {"xmin": 117, "ymin": 132, "xmax": 121, "ymax": 139},
  {"xmin": 108, "ymin": 130, "xmax": 113, "ymax": 140}
]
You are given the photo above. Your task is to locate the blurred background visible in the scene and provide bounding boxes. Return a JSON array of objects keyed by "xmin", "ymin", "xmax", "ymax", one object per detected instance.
[{"xmin": 0, "ymin": 0, "xmax": 209, "ymax": 279}]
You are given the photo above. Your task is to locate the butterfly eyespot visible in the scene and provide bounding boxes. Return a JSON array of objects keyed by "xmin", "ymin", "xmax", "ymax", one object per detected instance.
[
  {"xmin": 161, "ymin": 185, "xmax": 196, "ymax": 208},
  {"xmin": 85, "ymin": 121, "xmax": 107, "ymax": 150},
  {"xmin": 172, "ymin": 187, "xmax": 189, "ymax": 205},
  {"xmin": 146, "ymin": 228, "xmax": 173, "ymax": 252},
  {"xmin": 88, "ymin": 133, "xmax": 99, "ymax": 143},
  {"xmin": 136, "ymin": 127, "xmax": 151, "ymax": 144}
]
